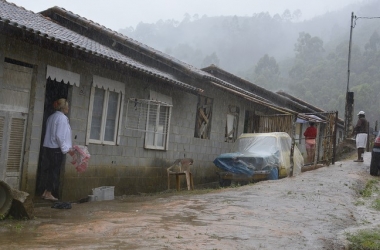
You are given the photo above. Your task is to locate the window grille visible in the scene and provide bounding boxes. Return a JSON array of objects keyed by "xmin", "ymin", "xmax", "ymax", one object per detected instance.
[{"xmin": 125, "ymin": 98, "xmax": 172, "ymax": 150}]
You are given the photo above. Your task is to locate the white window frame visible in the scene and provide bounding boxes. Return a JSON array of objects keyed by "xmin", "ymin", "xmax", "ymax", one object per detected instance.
[
  {"xmin": 125, "ymin": 90, "xmax": 172, "ymax": 150},
  {"xmin": 146, "ymin": 90, "xmax": 172, "ymax": 150},
  {"xmin": 144, "ymin": 101, "xmax": 172, "ymax": 150},
  {"xmin": 86, "ymin": 76, "xmax": 124, "ymax": 145}
]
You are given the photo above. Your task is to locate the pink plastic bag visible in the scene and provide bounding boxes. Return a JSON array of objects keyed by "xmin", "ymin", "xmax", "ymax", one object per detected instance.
[{"xmin": 69, "ymin": 145, "xmax": 90, "ymax": 173}]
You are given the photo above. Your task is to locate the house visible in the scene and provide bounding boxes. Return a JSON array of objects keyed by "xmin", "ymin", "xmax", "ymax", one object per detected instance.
[
  {"xmin": 0, "ymin": 1, "xmax": 340, "ymax": 201},
  {"xmin": 0, "ymin": 1, "xmax": 204, "ymax": 200},
  {"xmin": 277, "ymin": 91, "xmax": 344, "ymax": 141},
  {"xmin": 201, "ymin": 65, "xmax": 344, "ymax": 164}
]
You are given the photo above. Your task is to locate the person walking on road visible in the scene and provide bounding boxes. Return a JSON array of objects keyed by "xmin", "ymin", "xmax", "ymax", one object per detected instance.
[{"xmin": 352, "ymin": 111, "xmax": 368, "ymax": 162}]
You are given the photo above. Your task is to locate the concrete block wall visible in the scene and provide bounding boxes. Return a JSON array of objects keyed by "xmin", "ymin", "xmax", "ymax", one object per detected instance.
[
  {"xmin": 2, "ymin": 36, "xmax": 276, "ymax": 200},
  {"xmin": 25, "ymin": 93, "xmax": 45, "ymax": 194},
  {"xmin": 0, "ymin": 38, "xmax": 47, "ymax": 194},
  {"xmin": 61, "ymin": 74, "xmax": 261, "ymax": 200}
]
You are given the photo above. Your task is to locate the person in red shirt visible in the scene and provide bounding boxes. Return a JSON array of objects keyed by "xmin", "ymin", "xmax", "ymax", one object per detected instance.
[{"xmin": 304, "ymin": 122, "xmax": 317, "ymax": 164}]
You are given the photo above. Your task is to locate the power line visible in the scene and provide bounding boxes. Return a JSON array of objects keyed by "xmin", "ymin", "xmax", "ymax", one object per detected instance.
[
  {"xmin": 345, "ymin": 13, "xmax": 380, "ymax": 138},
  {"xmin": 354, "ymin": 16, "xmax": 380, "ymax": 27},
  {"xmin": 357, "ymin": 16, "xmax": 380, "ymax": 19}
]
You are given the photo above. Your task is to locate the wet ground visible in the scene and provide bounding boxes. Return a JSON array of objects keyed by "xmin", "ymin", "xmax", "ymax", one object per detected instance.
[{"xmin": 0, "ymin": 152, "xmax": 379, "ymax": 250}]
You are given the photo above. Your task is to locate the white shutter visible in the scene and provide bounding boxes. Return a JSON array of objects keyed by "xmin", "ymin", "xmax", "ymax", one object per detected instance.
[
  {"xmin": 0, "ymin": 112, "xmax": 27, "ymax": 188},
  {"xmin": 0, "ymin": 62, "xmax": 31, "ymax": 187},
  {"xmin": 6, "ymin": 116, "xmax": 26, "ymax": 172}
]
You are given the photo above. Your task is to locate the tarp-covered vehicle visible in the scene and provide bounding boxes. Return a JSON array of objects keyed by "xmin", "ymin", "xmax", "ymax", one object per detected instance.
[{"xmin": 214, "ymin": 132, "xmax": 304, "ymax": 186}]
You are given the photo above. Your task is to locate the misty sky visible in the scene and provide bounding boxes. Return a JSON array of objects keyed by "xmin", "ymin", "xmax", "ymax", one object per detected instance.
[{"xmin": 8, "ymin": 0, "xmax": 360, "ymax": 31}]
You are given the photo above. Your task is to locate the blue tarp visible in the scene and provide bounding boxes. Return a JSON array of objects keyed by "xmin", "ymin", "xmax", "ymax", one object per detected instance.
[{"xmin": 213, "ymin": 132, "xmax": 304, "ymax": 180}]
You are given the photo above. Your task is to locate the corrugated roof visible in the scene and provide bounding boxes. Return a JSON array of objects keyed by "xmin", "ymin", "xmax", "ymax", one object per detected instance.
[
  {"xmin": 0, "ymin": 1, "xmax": 313, "ymax": 118},
  {"xmin": 0, "ymin": 0, "xmax": 202, "ymax": 94},
  {"xmin": 34, "ymin": 5, "xmax": 304, "ymax": 116},
  {"xmin": 202, "ymin": 64, "xmax": 324, "ymax": 113},
  {"xmin": 38, "ymin": 6, "xmax": 279, "ymax": 106},
  {"xmin": 40, "ymin": 6, "xmax": 222, "ymax": 79},
  {"xmin": 201, "ymin": 65, "xmax": 343, "ymax": 123}
]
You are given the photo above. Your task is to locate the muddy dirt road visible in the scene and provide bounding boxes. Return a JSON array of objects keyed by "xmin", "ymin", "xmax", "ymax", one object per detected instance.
[{"xmin": 0, "ymin": 152, "xmax": 379, "ymax": 250}]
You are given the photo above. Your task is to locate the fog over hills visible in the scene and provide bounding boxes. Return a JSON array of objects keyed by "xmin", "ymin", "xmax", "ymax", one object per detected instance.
[
  {"xmin": 120, "ymin": 0, "xmax": 380, "ymax": 124},
  {"xmin": 120, "ymin": 2, "xmax": 362, "ymax": 72}
]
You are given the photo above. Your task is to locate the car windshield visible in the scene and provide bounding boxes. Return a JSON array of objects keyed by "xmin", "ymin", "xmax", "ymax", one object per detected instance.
[{"xmin": 232, "ymin": 136, "xmax": 277, "ymax": 154}]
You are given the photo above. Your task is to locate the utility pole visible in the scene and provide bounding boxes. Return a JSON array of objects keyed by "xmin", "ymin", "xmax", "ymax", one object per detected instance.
[{"xmin": 344, "ymin": 12, "xmax": 355, "ymax": 139}]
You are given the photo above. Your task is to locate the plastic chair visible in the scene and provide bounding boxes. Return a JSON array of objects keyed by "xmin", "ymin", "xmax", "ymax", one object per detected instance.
[{"xmin": 167, "ymin": 158, "xmax": 194, "ymax": 191}]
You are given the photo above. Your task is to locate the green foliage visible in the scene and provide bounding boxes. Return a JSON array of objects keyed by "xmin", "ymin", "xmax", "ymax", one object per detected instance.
[
  {"xmin": 253, "ymin": 54, "xmax": 280, "ymax": 90},
  {"xmin": 294, "ymin": 32, "xmax": 325, "ymax": 64},
  {"xmin": 286, "ymin": 29, "xmax": 380, "ymax": 124},
  {"xmin": 360, "ymin": 180, "xmax": 378, "ymax": 198},
  {"xmin": 122, "ymin": 1, "xmax": 380, "ymax": 124},
  {"xmin": 346, "ymin": 229, "xmax": 380, "ymax": 250},
  {"xmin": 372, "ymin": 199, "xmax": 380, "ymax": 210}
]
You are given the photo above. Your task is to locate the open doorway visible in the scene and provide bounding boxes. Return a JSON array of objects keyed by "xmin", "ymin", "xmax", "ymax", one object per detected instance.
[{"xmin": 36, "ymin": 78, "xmax": 69, "ymax": 198}]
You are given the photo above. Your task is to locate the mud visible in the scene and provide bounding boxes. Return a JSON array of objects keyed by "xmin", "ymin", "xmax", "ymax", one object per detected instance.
[{"xmin": 0, "ymin": 152, "xmax": 378, "ymax": 250}]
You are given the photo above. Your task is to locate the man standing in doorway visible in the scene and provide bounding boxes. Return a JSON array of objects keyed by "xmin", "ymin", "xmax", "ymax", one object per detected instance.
[{"xmin": 352, "ymin": 111, "xmax": 368, "ymax": 162}]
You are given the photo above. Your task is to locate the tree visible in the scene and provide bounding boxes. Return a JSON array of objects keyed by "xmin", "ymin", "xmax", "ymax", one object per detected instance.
[
  {"xmin": 253, "ymin": 54, "xmax": 280, "ymax": 90},
  {"xmin": 294, "ymin": 32, "xmax": 325, "ymax": 64},
  {"xmin": 282, "ymin": 9, "xmax": 292, "ymax": 22},
  {"xmin": 183, "ymin": 13, "xmax": 191, "ymax": 23},
  {"xmin": 292, "ymin": 9, "xmax": 302, "ymax": 21},
  {"xmin": 255, "ymin": 54, "xmax": 279, "ymax": 76},
  {"xmin": 289, "ymin": 59, "xmax": 307, "ymax": 81},
  {"xmin": 365, "ymin": 31, "xmax": 380, "ymax": 51}
]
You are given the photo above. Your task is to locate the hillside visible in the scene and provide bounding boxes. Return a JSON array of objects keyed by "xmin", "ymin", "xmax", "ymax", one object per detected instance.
[{"xmin": 119, "ymin": 0, "xmax": 380, "ymax": 125}]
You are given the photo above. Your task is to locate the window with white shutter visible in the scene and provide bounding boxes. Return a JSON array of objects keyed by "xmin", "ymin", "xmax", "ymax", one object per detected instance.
[{"xmin": 0, "ymin": 112, "xmax": 27, "ymax": 188}]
